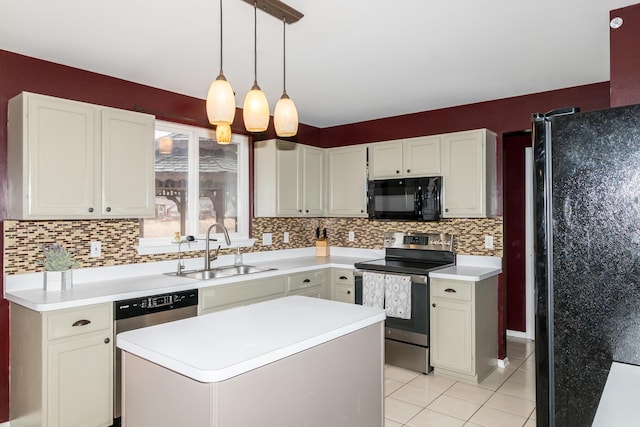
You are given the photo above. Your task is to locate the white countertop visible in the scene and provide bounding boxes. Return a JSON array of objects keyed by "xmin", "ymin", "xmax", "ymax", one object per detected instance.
[
  {"xmin": 593, "ymin": 362, "xmax": 640, "ymax": 426},
  {"xmin": 117, "ymin": 295, "xmax": 386, "ymax": 382},
  {"xmin": 4, "ymin": 248, "xmax": 383, "ymax": 311},
  {"xmin": 5, "ymin": 248, "xmax": 502, "ymax": 311},
  {"xmin": 429, "ymin": 254, "xmax": 502, "ymax": 281}
]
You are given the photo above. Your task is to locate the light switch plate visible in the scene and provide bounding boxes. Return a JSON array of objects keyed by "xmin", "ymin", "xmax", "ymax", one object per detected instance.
[
  {"xmin": 90, "ymin": 241, "xmax": 102, "ymax": 257},
  {"xmin": 348, "ymin": 231, "xmax": 355, "ymax": 242},
  {"xmin": 262, "ymin": 233, "xmax": 272, "ymax": 246},
  {"xmin": 484, "ymin": 235, "xmax": 494, "ymax": 249},
  {"xmin": 283, "ymin": 232, "xmax": 290, "ymax": 243}
]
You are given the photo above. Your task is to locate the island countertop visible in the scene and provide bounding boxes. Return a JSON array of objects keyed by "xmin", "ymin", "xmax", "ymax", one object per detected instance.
[{"xmin": 116, "ymin": 296, "xmax": 386, "ymax": 383}]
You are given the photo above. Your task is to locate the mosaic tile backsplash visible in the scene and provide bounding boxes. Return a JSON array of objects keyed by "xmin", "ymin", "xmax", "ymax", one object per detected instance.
[{"xmin": 3, "ymin": 217, "xmax": 502, "ymax": 275}]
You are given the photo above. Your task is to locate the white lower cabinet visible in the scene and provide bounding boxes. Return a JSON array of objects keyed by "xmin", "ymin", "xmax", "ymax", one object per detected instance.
[
  {"xmin": 10, "ymin": 302, "xmax": 114, "ymax": 427},
  {"xmin": 286, "ymin": 270, "xmax": 329, "ymax": 299},
  {"xmin": 430, "ymin": 277, "xmax": 498, "ymax": 383},
  {"xmin": 331, "ymin": 268, "xmax": 355, "ymax": 303}
]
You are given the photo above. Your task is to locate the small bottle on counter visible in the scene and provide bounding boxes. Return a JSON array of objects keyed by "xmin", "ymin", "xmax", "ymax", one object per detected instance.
[{"xmin": 172, "ymin": 232, "xmax": 181, "ymax": 243}]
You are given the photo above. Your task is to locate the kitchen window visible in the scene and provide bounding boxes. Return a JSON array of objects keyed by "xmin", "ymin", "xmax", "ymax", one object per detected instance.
[{"xmin": 138, "ymin": 121, "xmax": 250, "ymax": 254}]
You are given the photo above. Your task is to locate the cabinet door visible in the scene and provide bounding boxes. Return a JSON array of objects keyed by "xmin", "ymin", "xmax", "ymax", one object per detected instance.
[
  {"xmin": 47, "ymin": 333, "xmax": 113, "ymax": 427},
  {"xmin": 442, "ymin": 130, "xmax": 486, "ymax": 217},
  {"xmin": 370, "ymin": 141, "xmax": 403, "ymax": 178},
  {"xmin": 276, "ymin": 143, "xmax": 303, "ymax": 215},
  {"xmin": 430, "ymin": 299, "xmax": 473, "ymax": 375},
  {"xmin": 26, "ymin": 95, "xmax": 99, "ymax": 218},
  {"xmin": 404, "ymin": 136, "xmax": 441, "ymax": 176},
  {"xmin": 327, "ymin": 146, "xmax": 367, "ymax": 216},
  {"xmin": 101, "ymin": 108, "xmax": 155, "ymax": 218},
  {"xmin": 302, "ymin": 146, "xmax": 324, "ymax": 215}
]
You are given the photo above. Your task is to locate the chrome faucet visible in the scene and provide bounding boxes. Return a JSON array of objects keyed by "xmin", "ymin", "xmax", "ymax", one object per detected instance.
[
  {"xmin": 176, "ymin": 239, "xmax": 191, "ymax": 275},
  {"xmin": 204, "ymin": 221, "xmax": 231, "ymax": 270}
]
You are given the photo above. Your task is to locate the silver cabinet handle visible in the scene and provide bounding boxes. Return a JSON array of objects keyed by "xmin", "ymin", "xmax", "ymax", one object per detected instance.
[
  {"xmin": 72, "ymin": 319, "xmax": 91, "ymax": 327},
  {"xmin": 444, "ymin": 288, "xmax": 457, "ymax": 293}
]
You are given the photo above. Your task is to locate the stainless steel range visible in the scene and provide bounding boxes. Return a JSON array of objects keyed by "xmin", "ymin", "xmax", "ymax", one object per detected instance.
[{"xmin": 354, "ymin": 232, "xmax": 455, "ymax": 374}]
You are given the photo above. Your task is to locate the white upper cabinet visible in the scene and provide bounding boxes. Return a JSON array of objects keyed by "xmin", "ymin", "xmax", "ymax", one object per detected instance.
[
  {"xmin": 370, "ymin": 136, "xmax": 441, "ymax": 179},
  {"xmin": 254, "ymin": 139, "xmax": 324, "ymax": 217},
  {"xmin": 326, "ymin": 145, "xmax": 367, "ymax": 217},
  {"xmin": 441, "ymin": 129, "xmax": 497, "ymax": 218},
  {"xmin": 7, "ymin": 92, "xmax": 155, "ymax": 219}
]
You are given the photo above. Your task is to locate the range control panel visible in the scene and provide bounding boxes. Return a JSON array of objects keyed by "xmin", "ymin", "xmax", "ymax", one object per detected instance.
[{"xmin": 383, "ymin": 232, "xmax": 454, "ymax": 251}]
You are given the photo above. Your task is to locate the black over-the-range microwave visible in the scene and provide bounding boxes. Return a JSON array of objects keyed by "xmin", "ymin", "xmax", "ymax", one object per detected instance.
[{"xmin": 367, "ymin": 176, "xmax": 442, "ymax": 221}]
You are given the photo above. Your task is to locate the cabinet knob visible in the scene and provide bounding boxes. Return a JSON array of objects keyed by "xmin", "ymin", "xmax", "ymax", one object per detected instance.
[
  {"xmin": 445, "ymin": 208, "xmax": 449, "ymax": 212},
  {"xmin": 88, "ymin": 207, "xmax": 94, "ymax": 213},
  {"xmin": 106, "ymin": 207, "xmax": 112, "ymax": 212},
  {"xmin": 360, "ymin": 209, "xmax": 364, "ymax": 213},
  {"xmin": 104, "ymin": 338, "xmax": 110, "ymax": 344},
  {"xmin": 432, "ymin": 303, "xmax": 436, "ymax": 307},
  {"xmin": 347, "ymin": 290, "xmax": 351, "ymax": 295},
  {"xmin": 305, "ymin": 209, "xmax": 309, "ymax": 213},
  {"xmin": 407, "ymin": 169, "xmax": 411, "ymax": 173},
  {"xmin": 298, "ymin": 209, "xmax": 302, "ymax": 213},
  {"xmin": 396, "ymin": 170, "xmax": 400, "ymax": 174}
]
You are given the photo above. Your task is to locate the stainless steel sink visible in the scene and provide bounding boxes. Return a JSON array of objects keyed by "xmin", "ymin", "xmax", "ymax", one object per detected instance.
[{"xmin": 167, "ymin": 265, "xmax": 276, "ymax": 281}]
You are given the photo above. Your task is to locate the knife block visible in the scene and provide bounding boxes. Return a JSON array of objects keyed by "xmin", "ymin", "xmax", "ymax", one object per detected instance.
[{"xmin": 315, "ymin": 239, "xmax": 330, "ymax": 257}]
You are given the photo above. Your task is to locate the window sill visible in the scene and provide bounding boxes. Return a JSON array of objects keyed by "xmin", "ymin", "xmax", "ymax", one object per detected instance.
[{"xmin": 137, "ymin": 238, "xmax": 256, "ymax": 256}]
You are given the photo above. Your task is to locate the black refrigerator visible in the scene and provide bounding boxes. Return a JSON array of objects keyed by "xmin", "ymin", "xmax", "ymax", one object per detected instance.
[{"xmin": 533, "ymin": 104, "xmax": 640, "ymax": 426}]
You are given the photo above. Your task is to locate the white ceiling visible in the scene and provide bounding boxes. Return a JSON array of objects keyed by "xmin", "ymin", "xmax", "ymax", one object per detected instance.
[{"xmin": 1, "ymin": 0, "xmax": 637, "ymax": 128}]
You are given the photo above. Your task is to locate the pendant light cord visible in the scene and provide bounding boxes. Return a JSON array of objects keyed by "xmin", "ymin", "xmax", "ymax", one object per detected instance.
[
  {"xmin": 219, "ymin": 0, "xmax": 224, "ymax": 74},
  {"xmin": 282, "ymin": 17, "xmax": 287, "ymax": 95},
  {"xmin": 253, "ymin": 2, "xmax": 258, "ymax": 86}
]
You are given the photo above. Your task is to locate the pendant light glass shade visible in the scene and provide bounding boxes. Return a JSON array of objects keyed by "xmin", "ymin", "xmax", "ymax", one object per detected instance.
[
  {"xmin": 216, "ymin": 123, "xmax": 232, "ymax": 144},
  {"xmin": 207, "ymin": 74, "xmax": 236, "ymax": 125},
  {"xmin": 243, "ymin": 2, "xmax": 269, "ymax": 133},
  {"xmin": 243, "ymin": 84, "xmax": 270, "ymax": 132},
  {"xmin": 274, "ymin": 93, "xmax": 298, "ymax": 137},
  {"xmin": 274, "ymin": 17, "xmax": 298, "ymax": 137},
  {"xmin": 206, "ymin": 0, "xmax": 236, "ymax": 126}
]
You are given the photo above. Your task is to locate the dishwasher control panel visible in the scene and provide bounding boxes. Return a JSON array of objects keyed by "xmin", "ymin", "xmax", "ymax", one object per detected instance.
[{"xmin": 115, "ymin": 289, "xmax": 198, "ymax": 320}]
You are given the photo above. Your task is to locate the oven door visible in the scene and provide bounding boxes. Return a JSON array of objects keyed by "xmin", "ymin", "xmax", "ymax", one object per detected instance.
[{"xmin": 354, "ymin": 273, "xmax": 429, "ymax": 337}]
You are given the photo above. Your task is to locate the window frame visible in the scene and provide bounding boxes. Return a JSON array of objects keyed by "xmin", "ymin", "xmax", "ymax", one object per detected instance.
[{"xmin": 137, "ymin": 120, "xmax": 252, "ymax": 255}]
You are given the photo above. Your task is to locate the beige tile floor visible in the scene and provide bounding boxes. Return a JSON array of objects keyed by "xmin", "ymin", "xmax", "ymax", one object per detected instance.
[{"xmin": 384, "ymin": 337, "xmax": 536, "ymax": 427}]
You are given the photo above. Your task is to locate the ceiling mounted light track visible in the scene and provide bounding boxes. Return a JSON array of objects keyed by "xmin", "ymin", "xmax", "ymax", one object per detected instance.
[{"xmin": 240, "ymin": 0, "xmax": 303, "ymax": 23}]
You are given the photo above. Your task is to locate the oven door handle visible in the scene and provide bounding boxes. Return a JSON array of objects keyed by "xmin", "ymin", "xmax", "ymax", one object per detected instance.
[{"xmin": 353, "ymin": 269, "xmax": 428, "ymax": 284}]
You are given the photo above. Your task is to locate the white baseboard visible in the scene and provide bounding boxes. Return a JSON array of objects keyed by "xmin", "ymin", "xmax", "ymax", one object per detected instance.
[
  {"xmin": 1, "ymin": 421, "xmax": 10, "ymax": 427},
  {"xmin": 507, "ymin": 329, "xmax": 533, "ymax": 340},
  {"xmin": 498, "ymin": 357, "xmax": 510, "ymax": 369}
]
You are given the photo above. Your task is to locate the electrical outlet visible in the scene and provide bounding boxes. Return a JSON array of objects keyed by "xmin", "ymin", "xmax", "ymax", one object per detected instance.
[
  {"xmin": 283, "ymin": 232, "xmax": 290, "ymax": 243},
  {"xmin": 90, "ymin": 241, "xmax": 102, "ymax": 257},
  {"xmin": 262, "ymin": 233, "xmax": 272, "ymax": 246},
  {"xmin": 348, "ymin": 231, "xmax": 355, "ymax": 242},
  {"xmin": 484, "ymin": 235, "xmax": 494, "ymax": 249}
]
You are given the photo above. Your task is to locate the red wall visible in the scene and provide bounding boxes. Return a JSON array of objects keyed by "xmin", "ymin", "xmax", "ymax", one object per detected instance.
[
  {"xmin": 611, "ymin": 3, "xmax": 640, "ymax": 107},
  {"xmin": 0, "ymin": 49, "xmax": 614, "ymax": 421}
]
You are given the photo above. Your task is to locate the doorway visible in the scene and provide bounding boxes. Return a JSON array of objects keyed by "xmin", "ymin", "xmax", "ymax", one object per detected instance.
[{"xmin": 503, "ymin": 130, "xmax": 534, "ymax": 339}]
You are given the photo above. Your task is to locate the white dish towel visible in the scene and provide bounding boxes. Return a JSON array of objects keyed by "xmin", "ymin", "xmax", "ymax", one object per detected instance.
[
  {"xmin": 362, "ymin": 271, "xmax": 385, "ymax": 309},
  {"xmin": 384, "ymin": 274, "xmax": 412, "ymax": 319}
]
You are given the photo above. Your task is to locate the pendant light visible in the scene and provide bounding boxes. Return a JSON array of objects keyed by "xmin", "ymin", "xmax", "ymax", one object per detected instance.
[
  {"xmin": 243, "ymin": 2, "xmax": 270, "ymax": 132},
  {"xmin": 216, "ymin": 123, "xmax": 232, "ymax": 144},
  {"xmin": 206, "ymin": 0, "xmax": 236, "ymax": 126},
  {"xmin": 274, "ymin": 17, "xmax": 298, "ymax": 137}
]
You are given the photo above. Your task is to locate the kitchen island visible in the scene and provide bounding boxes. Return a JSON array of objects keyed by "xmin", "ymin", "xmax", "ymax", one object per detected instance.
[{"xmin": 117, "ymin": 296, "xmax": 386, "ymax": 427}]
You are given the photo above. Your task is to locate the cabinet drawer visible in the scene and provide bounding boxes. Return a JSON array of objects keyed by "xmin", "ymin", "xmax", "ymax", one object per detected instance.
[
  {"xmin": 288, "ymin": 271, "xmax": 325, "ymax": 291},
  {"xmin": 431, "ymin": 279, "xmax": 472, "ymax": 302},
  {"xmin": 332, "ymin": 269, "xmax": 354, "ymax": 285},
  {"xmin": 47, "ymin": 303, "xmax": 112, "ymax": 341}
]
